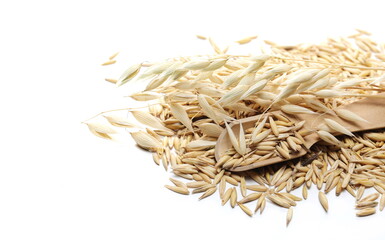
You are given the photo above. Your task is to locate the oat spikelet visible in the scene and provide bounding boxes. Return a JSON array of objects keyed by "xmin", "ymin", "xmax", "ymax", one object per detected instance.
[
  {"xmin": 276, "ymin": 145, "xmax": 291, "ymax": 159},
  {"xmin": 335, "ymin": 109, "xmax": 369, "ymax": 123},
  {"xmin": 225, "ymin": 121, "xmax": 244, "ymax": 155},
  {"xmin": 281, "ymin": 105, "xmax": 317, "ymax": 115},
  {"xmin": 313, "ymin": 89, "xmax": 342, "ymax": 98},
  {"xmin": 318, "ymin": 191, "xmax": 329, "ymax": 212},
  {"xmin": 169, "ymin": 103, "xmax": 194, "ymax": 132},
  {"xmin": 197, "ymin": 94, "xmax": 221, "ymax": 124},
  {"xmin": 86, "ymin": 122, "xmax": 117, "ymax": 134},
  {"xmin": 130, "ymin": 131, "xmax": 162, "ymax": 150},
  {"xmin": 131, "ymin": 111, "xmax": 171, "ymax": 132},
  {"xmin": 242, "ymin": 80, "xmax": 268, "ymax": 99},
  {"xmin": 252, "ymin": 129, "xmax": 271, "ymax": 144},
  {"xmin": 103, "ymin": 115, "xmax": 137, "ymax": 128},
  {"xmin": 183, "ymin": 60, "xmax": 211, "ymax": 70},
  {"xmin": 198, "ymin": 123, "xmax": 223, "ymax": 137},
  {"xmin": 116, "ymin": 63, "xmax": 141, "ymax": 86},
  {"xmin": 324, "ymin": 118, "xmax": 354, "ymax": 137},
  {"xmin": 251, "ymin": 116, "xmax": 268, "ymax": 139},
  {"xmin": 139, "ymin": 61, "xmax": 174, "ymax": 79},
  {"xmin": 218, "ymin": 85, "xmax": 249, "ymax": 106},
  {"xmin": 204, "ymin": 59, "xmax": 227, "ymax": 71},
  {"xmin": 222, "ymin": 70, "xmax": 243, "ymax": 89},
  {"xmin": 317, "ymin": 130, "xmax": 342, "ymax": 147}
]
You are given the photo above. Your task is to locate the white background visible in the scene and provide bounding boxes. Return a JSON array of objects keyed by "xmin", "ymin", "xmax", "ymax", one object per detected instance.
[{"xmin": 1, "ymin": 0, "xmax": 385, "ymax": 239}]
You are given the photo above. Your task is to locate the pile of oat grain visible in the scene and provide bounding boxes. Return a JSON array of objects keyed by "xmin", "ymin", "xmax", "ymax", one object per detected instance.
[{"xmin": 86, "ymin": 29, "xmax": 385, "ymax": 225}]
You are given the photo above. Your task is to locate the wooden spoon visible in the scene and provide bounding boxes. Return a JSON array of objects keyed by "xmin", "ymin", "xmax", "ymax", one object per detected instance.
[{"xmin": 215, "ymin": 94, "xmax": 385, "ymax": 172}]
